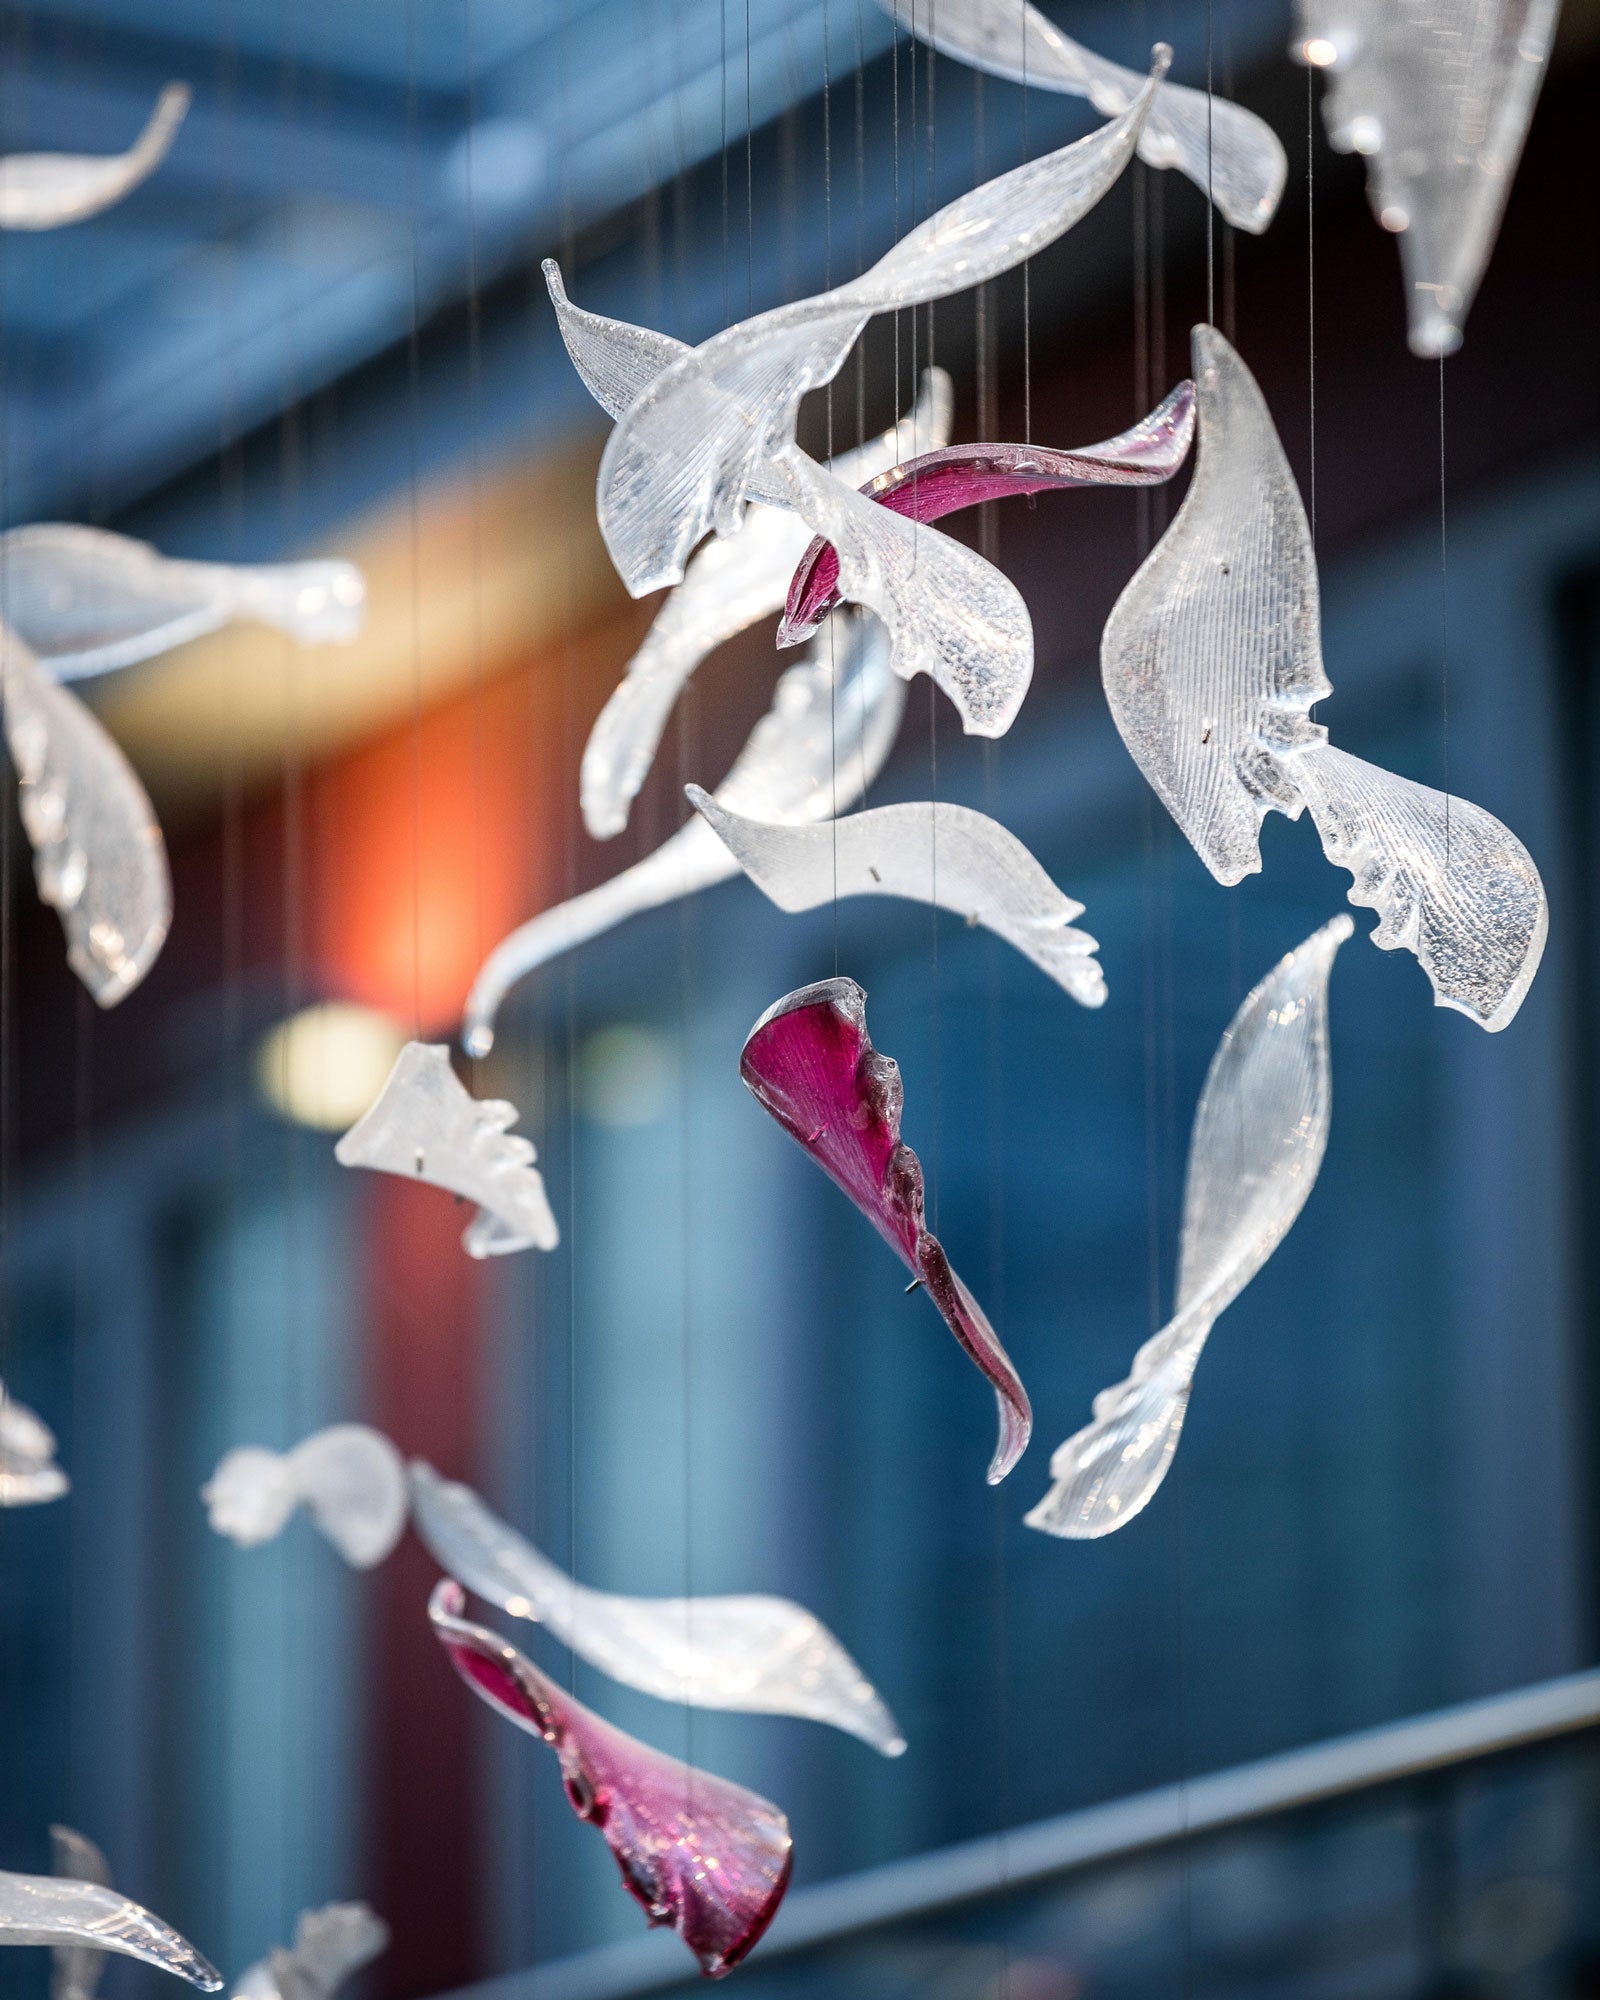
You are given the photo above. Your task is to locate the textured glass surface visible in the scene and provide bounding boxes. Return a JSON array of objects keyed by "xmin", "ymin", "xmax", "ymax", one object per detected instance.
[
  {"xmin": 231, "ymin": 1905, "xmax": 389, "ymax": 2000},
  {"xmin": 740, "ymin": 976, "xmax": 1031, "ymax": 1482},
  {"xmin": 202, "ymin": 1424, "xmax": 408, "ymax": 1570},
  {"xmin": 409, "ymin": 1461, "xmax": 904, "ymax": 1754},
  {"xmin": 879, "ymin": 0, "xmax": 1286, "ymax": 232},
  {"xmin": 0, "ymin": 1382, "xmax": 68, "ymax": 1506},
  {"xmin": 334, "ymin": 1042, "xmax": 559, "ymax": 1255},
  {"xmin": 1027, "ymin": 915, "xmax": 1349, "ymax": 1540},
  {"xmin": 1, "ymin": 626, "xmax": 171, "ymax": 1007},
  {"xmin": 1102, "ymin": 326, "xmax": 1546, "ymax": 1029},
  {"xmin": 689, "ymin": 789, "xmax": 1106, "ymax": 1008},
  {"xmin": 0, "ymin": 526, "xmax": 366, "ymax": 681},
  {"xmin": 0, "ymin": 84, "xmax": 190, "ymax": 230},
  {"xmin": 783, "ymin": 381, "xmax": 1195, "ymax": 634},
  {"xmin": 593, "ymin": 54, "xmax": 1167, "ymax": 596},
  {"xmin": 462, "ymin": 611, "xmax": 904, "ymax": 1056},
  {"xmin": 48, "ymin": 1831, "xmax": 109, "ymax": 2000},
  {"xmin": 0, "ymin": 1870, "xmax": 222, "ymax": 1989},
  {"xmin": 429, "ymin": 1581, "xmax": 792, "ymax": 1979},
  {"xmin": 1295, "ymin": 0, "xmax": 1560, "ymax": 356}
]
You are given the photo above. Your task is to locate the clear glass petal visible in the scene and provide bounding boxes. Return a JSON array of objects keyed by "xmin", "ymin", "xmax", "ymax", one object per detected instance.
[
  {"xmin": 0, "ymin": 628, "xmax": 171, "ymax": 1007},
  {"xmin": 0, "ymin": 86, "xmax": 191, "ymax": 230},
  {"xmin": 1294, "ymin": 0, "xmax": 1559, "ymax": 356},
  {"xmin": 429, "ymin": 1582, "xmax": 793, "ymax": 1978},
  {"xmin": 1026, "ymin": 916, "xmax": 1350, "ymax": 1540},
  {"xmin": 878, "ymin": 0, "xmax": 1286, "ymax": 231},
  {"xmin": 740, "ymin": 977, "xmax": 1031, "ymax": 1482},
  {"xmin": 202, "ymin": 1426, "xmax": 408, "ymax": 1569},
  {"xmin": 49, "ymin": 1830, "xmax": 110, "ymax": 2000},
  {"xmin": 689, "ymin": 790, "xmax": 1106, "ymax": 1009},
  {"xmin": 0, "ymin": 1384, "xmax": 69, "ymax": 1507},
  {"xmin": 232, "ymin": 1906, "xmax": 389, "ymax": 2000},
  {"xmin": 334, "ymin": 1043, "xmax": 559, "ymax": 1255},
  {"xmin": 0, "ymin": 1871, "xmax": 222, "ymax": 1990}
]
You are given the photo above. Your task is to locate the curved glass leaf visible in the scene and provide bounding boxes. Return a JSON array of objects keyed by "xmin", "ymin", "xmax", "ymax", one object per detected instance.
[
  {"xmin": 0, "ymin": 86, "xmax": 190, "ymax": 230},
  {"xmin": 231, "ymin": 1905, "xmax": 389, "ymax": 2000},
  {"xmin": 0, "ymin": 1384, "xmax": 68, "ymax": 1507},
  {"xmin": 203, "ymin": 1425, "xmax": 408, "ymax": 1570},
  {"xmin": 0, "ymin": 1871, "xmax": 221, "ymax": 1990}
]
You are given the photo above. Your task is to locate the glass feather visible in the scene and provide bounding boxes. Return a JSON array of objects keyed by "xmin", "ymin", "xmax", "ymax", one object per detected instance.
[
  {"xmin": 878, "ymin": 0, "xmax": 1286, "ymax": 232},
  {"xmin": 0, "ymin": 85, "xmax": 189, "ymax": 230},
  {"xmin": 0, "ymin": 1871, "xmax": 221, "ymax": 1990},
  {"xmin": 740, "ymin": 977, "xmax": 1031, "ymax": 1482},
  {"xmin": 334, "ymin": 1042, "xmax": 559, "ymax": 1255},
  {"xmin": 0, "ymin": 1383, "xmax": 68, "ymax": 1507},
  {"xmin": 49, "ymin": 1831, "xmax": 110, "ymax": 2000},
  {"xmin": 689, "ymin": 790, "xmax": 1106, "ymax": 1009},
  {"xmin": 429, "ymin": 1581, "xmax": 793, "ymax": 1979},
  {"xmin": 1027, "ymin": 915, "xmax": 1350, "ymax": 1539},
  {"xmin": 410, "ymin": 1461, "xmax": 904, "ymax": 1754},
  {"xmin": 231, "ymin": 1906, "xmax": 389, "ymax": 2000},
  {"xmin": 202, "ymin": 1425, "xmax": 408, "ymax": 1570}
]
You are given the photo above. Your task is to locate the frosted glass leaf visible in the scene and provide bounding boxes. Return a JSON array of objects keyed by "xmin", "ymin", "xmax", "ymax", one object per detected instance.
[
  {"xmin": 0, "ymin": 526, "xmax": 366, "ymax": 681},
  {"xmin": 690, "ymin": 790, "xmax": 1106, "ymax": 1009},
  {"xmin": 784, "ymin": 381, "xmax": 1196, "ymax": 634},
  {"xmin": 0, "ymin": 86, "xmax": 191, "ymax": 230},
  {"xmin": 462, "ymin": 611, "xmax": 904, "ymax": 1057},
  {"xmin": 878, "ymin": 0, "xmax": 1285, "ymax": 232},
  {"xmin": 0, "ymin": 628, "xmax": 170, "ymax": 1006},
  {"xmin": 577, "ymin": 367, "xmax": 951, "ymax": 841},
  {"xmin": 202, "ymin": 1424, "xmax": 408, "ymax": 1569},
  {"xmin": 544, "ymin": 261, "xmax": 693, "ymax": 421},
  {"xmin": 49, "ymin": 1830, "xmax": 110, "ymax": 2000},
  {"xmin": 1294, "ymin": 0, "xmax": 1559, "ymax": 357},
  {"xmin": 0, "ymin": 1871, "xmax": 221, "ymax": 1990},
  {"xmin": 741, "ymin": 977, "xmax": 1030, "ymax": 1482},
  {"xmin": 0, "ymin": 1383, "xmax": 69, "ymax": 1506},
  {"xmin": 430, "ymin": 1581, "xmax": 792, "ymax": 1978},
  {"xmin": 1027, "ymin": 916, "xmax": 1349, "ymax": 1540},
  {"xmin": 410, "ymin": 1462, "xmax": 904, "ymax": 1754},
  {"xmin": 231, "ymin": 1906, "xmax": 389, "ymax": 2000},
  {"xmin": 595, "ymin": 53, "xmax": 1167, "ymax": 596},
  {"xmin": 334, "ymin": 1042, "xmax": 558, "ymax": 1255}
]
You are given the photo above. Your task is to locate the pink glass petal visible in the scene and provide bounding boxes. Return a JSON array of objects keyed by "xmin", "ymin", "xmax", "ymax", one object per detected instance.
[
  {"xmin": 428, "ymin": 1582, "xmax": 791, "ymax": 1979},
  {"xmin": 739, "ymin": 978, "xmax": 1030, "ymax": 1482},
  {"xmin": 781, "ymin": 381, "xmax": 1195, "ymax": 640}
]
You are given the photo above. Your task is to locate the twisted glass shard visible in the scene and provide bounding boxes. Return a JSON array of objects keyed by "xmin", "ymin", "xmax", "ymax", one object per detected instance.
[
  {"xmin": 49, "ymin": 1830, "xmax": 109, "ymax": 2000},
  {"xmin": 335, "ymin": 1042, "xmax": 559, "ymax": 1254},
  {"xmin": 409, "ymin": 1461, "xmax": 904, "ymax": 1754},
  {"xmin": 462, "ymin": 610, "xmax": 904, "ymax": 1056},
  {"xmin": 783, "ymin": 382, "xmax": 1196, "ymax": 635},
  {"xmin": 232, "ymin": 1906, "xmax": 389, "ymax": 2000},
  {"xmin": 879, "ymin": 0, "xmax": 1285, "ymax": 232},
  {"xmin": 0, "ymin": 1383, "xmax": 68, "ymax": 1506},
  {"xmin": 690, "ymin": 790, "xmax": 1106, "ymax": 1009},
  {"xmin": 1027, "ymin": 915, "xmax": 1350, "ymax": 1540},
  {"xmin": 0, "ymin": 527, "xmax": 366, "ymax": 681},
  {"xmin": 1, "ymin": 626, "xmax": 170, "ymax": 1006},
  {"xmin": 741, "ymin": 977, "xmax": 1030, "ymax": 1482},
  {"xmin": 1294, "ymin": 0, "xmax": 1560, "ymax": 356},
  {"xmin": 0, "ymin": 85, "xmax": 191, "ymax": 230},
  {"xmin": 594, "ymin": 52, "xmax": 1168, "ymax": 597},
  {"xmin": 430, "ymin": 1581, "xmax": 792, "ymax": 1979},
  {"xmin": 1101, "ymin": 326, "xmax": 1546, "ymax": 1029},
  {"xmin": 202, "ymin": 1424, "xmax": 408, "ymax": 1570},
  {"xmin": 0, "ymin": 1870, "xmax": 221, "ymax": 1989}
]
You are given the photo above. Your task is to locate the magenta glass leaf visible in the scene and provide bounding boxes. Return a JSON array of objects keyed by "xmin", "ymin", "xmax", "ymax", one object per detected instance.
[
  {"xmin": 739, "ymin": 978, "xmax": 1030, "ymax": 1483},
  {"xmin": 782, "ymin": 381, "xmax": 1196, "ymax": 639},
  {"xmin": 428, "ymin": 1582, "xmax": 791, "ymax": 1979}
]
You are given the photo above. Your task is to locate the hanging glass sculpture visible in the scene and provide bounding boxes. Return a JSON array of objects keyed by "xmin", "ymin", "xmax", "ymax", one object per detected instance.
[
  {"xmin": 202, "ymin": 1424, "xmax": 408, "ymax": 1569},
  {"xmin": 0, "ymin": 84, "xmax": 190, "ymax": 230},
  {"xmin": 231, "ymin": 1906, "xmax": 389, "ymax": 2000},
  {"xmin": 0, "ymin": 1383, "xmax": 68, "ymax": 1506},
  {"xmin": 1028, "ymin": 915, "xmax": 1349, "ymax": 1539},
  {"xmin": 430, "ymin": 1581, "xmax": 793, "ymax": 1978},
  {"xmin": 0, "ymin": 1865, "xmax": 221, "ymax": 1989}
]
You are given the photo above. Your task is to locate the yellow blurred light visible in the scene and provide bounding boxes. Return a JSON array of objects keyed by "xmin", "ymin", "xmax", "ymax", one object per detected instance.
[
  {"xmin": 257, "ymin": 1001, "xmax": 406, "ymax": 1131},
  {"xmin": 1302, "ymin": 36, "xmax": 1338, "ymax": 65}
]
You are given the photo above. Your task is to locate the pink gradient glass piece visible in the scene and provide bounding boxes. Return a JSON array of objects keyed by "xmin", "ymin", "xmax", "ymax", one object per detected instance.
[
  {"xmin": 739, "ymin": 978, "xmax": 1030, "ymax": 1483},
  {"xmin": 428, "ymin": 1582, "xmax": 791, "ymax": 1979},
  {"xmin": 782, "ymin": 382, "xmax": 1196, "ymax": 639}
]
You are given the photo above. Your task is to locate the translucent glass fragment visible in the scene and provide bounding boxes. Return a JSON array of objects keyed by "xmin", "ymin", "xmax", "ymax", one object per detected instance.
[
  {"xmin": 741, "ymin": 977, "xmax": 1030, "ymax": 1482},
  {"xmin": 880, "ymin": 0, "xmax": 1284, "ymax": 231},
  {"xmin": 1293, "ymin": 0, "xmax": 1559, "ymax": 356},
  {"xmin": 0, "ymin": 526, "xmax": 366, "ymax": 681},
  {"xmin": 231, "ymin": 1906, "xmax": 389, "ymax": 2000},
  {"xmin": 334, "ymin": 1042, "xmax": 559, "ymax": 1255},
  {"xmin": 0, "ymin": 1870, "xmax": 222, "ymax": 1990},
  {"xmin": 1101, "ymin": 326, "xmax": 1545, "ymax": 1028},
  {"xmin": 1027, "ymin": 916, "xmax": 1350, "ymax": 1540},
  {"xmin": 202, "ymin": 1424, "xmax": 408, "ymax": 1570},
  {"xmin": 0, "ymin": 1383, "xmax": 68, "ymax": 1507},
  {"xmin": 0, "ymin": 85, "xmax": 191, "ymax": 230},
  {"xmin": 0, "ymin": 626, "xmax": 170, "ymax": 1006},
  {"xmin": 461, "ymin": 611, "xmax": 904, "ymax": 1056},
  {"xmin": 690, "ymin": 791, "xmax": 1106, "ymax": 1008},
  {"xmin": 783, "ymin": 382, "xmax": 1196, "ymax": 635},
  {"xmin": 430, "ymin": 1581, "xmax": 792, "ymax": 1979},
  {"xmin": 49, "ymin": 1830, "xmax": 110, "ymax": 2000},
  {"xmin": 594, "ymin": 54, "xmax": 1168, "ymax": 596},
  {"xmin": 409, "ymin": 1461, "xmax": 904, "ymax": 1754}
]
